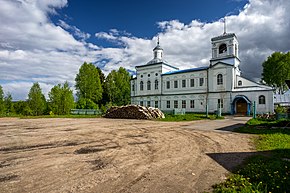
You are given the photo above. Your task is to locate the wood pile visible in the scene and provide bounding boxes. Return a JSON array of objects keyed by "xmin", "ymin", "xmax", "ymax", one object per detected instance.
[{"xmin": 104, "ymin": 105, "xmax": 165, "ymax": 120}]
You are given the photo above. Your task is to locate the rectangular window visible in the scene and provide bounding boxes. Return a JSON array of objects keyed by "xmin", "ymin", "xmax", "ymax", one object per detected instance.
[
  {"xmin": 167, "ymin": 101, "xmax": 170, "ymax": 108},
  {"xmin": 182, "ymin": 100, "xmax": 186, "ymax": 108},
  {"xmin": 174, "ymin": 100, "xmax": 178, "ymax": 108},
  {"xmin": 132, "ymin": 84, "xmax": 135, "ymax": 91},
  {"xmin": 140, "ymin": 101, "xmax": 143, "ymax": 106},
  {"xmin": 182, "ymin": 80, "xmax": 186, "ymax": 88},
  {"xmin": 174, "ymin": 80, "xmax": 178, "ymax": 88},
  {"xmin": 155, "ymin": 101, "xmax": 158, "ymax": 108},
  {"xmin": 199, "ymin": 78, "xmax": 204, "ymax": 86},
  {"xmin": 190, "ymin": 79, "xmax": 195, "ymax": 87},
  {"xmin": 190, "ymin": 100, "xmax": 195, "ymax": 108},
  {"xmin": 166, "ymin": 81, "xmax": 170, "ymax": 89},
  {"xmin": 147, "ymin": 101, "xmax": 151, "ymax": 107},
  {"xmin": 218, "ymin": 99, "xmax": 224, "ymax": 108}
]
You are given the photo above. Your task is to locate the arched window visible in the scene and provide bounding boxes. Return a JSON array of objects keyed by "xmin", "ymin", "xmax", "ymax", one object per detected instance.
[
  {"xmin": 259, "ymin": 95, "xmax": 266, "ymax": 104},
  {"xmin": 147, "ymin": 81, "xmax": 151, "ymax": 90},
  {"xmin": 155, "ymin": 80, "xmax": 158, "ymax": 90},
  {"xmin": 219, "ymin": 43, "xmax": 227, "ymax": 54},
  {"xmin": 217, "ymin": 74, "xmax": 223, "ymax": 85},
  {"xmin": 140, "ymin": 81, "xmax": 144, "ymax": 91},
  {"xmin": 238, "ymin": 80, "xmax": 242, "ymax": 86}
]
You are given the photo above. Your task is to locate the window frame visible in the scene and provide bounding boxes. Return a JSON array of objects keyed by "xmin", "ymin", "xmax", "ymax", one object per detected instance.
[
  {"xmin": 174, "ymin": 100, "xmax": 178, "ymax": 108},
  {"xmin": 219, "ymin": 43, "xmax": 227, "ymax": 54},
  {"xmin": 199, "ymin": 78, "xmax": 204, "ymax": 87},
  {"xmin": 147, "ymin": 101, "xmax": 151, "ymax": 107},
  {"xmin": 166, "ymin": 81, "xmax": 170, "ymax": 89},
  {"xmin": 259, "ymin": 95, "xmax": 266, "ymax": 104},
  {"xmin": 190, "ymin": 100, "xmax": 195, "ymax": 108},
  {"xmin": 182, "ymin": 80, "xmax": 186, "ymax": 88},
  {"xmin": 218, "ymin": 99, "xmax": 224, "ymax": 108},
  {"xmin": 166, "ymin": 101, "xmax": 170, "ymax": 108},
  {"xmin": 140, "ymin": 81, "xmax": 144, "ymax": 91},
  {"xmin": 155, "ymin": 101, "xmax": 158, "ymax": 108},
  {"xmin": 155, "ymin": 79, "xmax": 159, "ymax": 90},
  {"xmin": 182, "ymin": 100, "xmax": 186, "ymax": 108},
  {"xmin": 174, "ymin": 80, "xmax": 178, "ymax": 88},
  {"xmin": 190, "ymin": 79, "xmax": 195, "ymax": 87},
  {"xmin": 217, "ymin": 74, "xmax": 223, "ymax": 85},
  {"xmin": 147, "ymin": 80, "xmax": 151, "ymax": 90}
]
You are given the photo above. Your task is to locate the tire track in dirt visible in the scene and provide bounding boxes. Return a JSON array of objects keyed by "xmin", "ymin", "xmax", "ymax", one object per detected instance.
[{"xmin": 0, "ymin": 117, "xmax": 253, "ymax": 193}]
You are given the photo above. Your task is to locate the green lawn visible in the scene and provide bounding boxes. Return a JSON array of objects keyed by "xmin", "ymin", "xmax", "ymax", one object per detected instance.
[
  {"xmin": 160, "ymin": 113, "xmax": 223, "ymax": 121},
  {"xmin": 212, "ymin": 118, "xmax": 290, "ymax": 193},
  {"xmin": 18, "ymin": 114, "xmax": 102, "ymax": 119}
]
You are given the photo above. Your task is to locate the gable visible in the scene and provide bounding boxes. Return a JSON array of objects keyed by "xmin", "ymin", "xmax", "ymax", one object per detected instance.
[{"xmin": 210, "ymin": 62, "xmax": 233, "ymax": 69}]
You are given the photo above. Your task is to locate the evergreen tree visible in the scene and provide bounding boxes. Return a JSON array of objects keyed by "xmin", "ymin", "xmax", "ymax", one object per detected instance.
[
  {"xmin": 48, "ymin": 82, "xmax": 75, "ymax": 115},
  {"xmin": 75, "ymin": 62, "xmax": 103, "ymax": 107},
  {"xmin": 28, "ymin": 82, "xmax": 46, "ymax": 116}
]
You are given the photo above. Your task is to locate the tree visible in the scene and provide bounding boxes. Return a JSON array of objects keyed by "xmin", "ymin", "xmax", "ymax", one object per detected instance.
[
  {"xmin": 28, "ymin": 82, "xmax": 46, "ymax": 116},
  {"xmin": 48, "ymin": 81, "xmax": 75, "ymax": 115},
  {"xmin": 0, "ymin": 85, "xmax": 4, "ymax": 115},
  {"xmin": 75, "ymin": 62, "xmax": 103, "ymax": 106},
  {"xmin": 262, "ymin": 52, "xmax": 290, "ymax": 94},
  {"xmin": 105, "ymin": 67, "xmax": 131, "ymax": 106},
  {"xmin": 76, "ymin": 98, "xmax": 98, "ymax": 109},
  {"xmin": 14, "ymin": 101, "xmax": 32, "ymax": 116},
  {"xmin": 4, "ymin": 92, "xmax": 13, "ymax": 114},
  {"xmin": 96, "ymin": 66, "xmax": 108, "ymax": 105}
]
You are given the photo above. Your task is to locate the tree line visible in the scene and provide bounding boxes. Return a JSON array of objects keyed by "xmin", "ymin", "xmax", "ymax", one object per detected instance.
[
  {"xmin": 262, "ymin": 51, "xmax": 290, "ymax": 94},
  {"xmin": 0, "ymin": 62, "xmax": 131, "ymax": 116}
]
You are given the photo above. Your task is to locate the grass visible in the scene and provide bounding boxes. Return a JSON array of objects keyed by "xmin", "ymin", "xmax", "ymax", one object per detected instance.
[
  {"xmin": 211, "ymin": 118, "xmax": 290, "ymax": 193},
  {"xmin": 18, "ymin": 114, "xmax": 102, "ymax": 119},
  {"xmin": 160, "ymin": 113, "xmax": 224, "ymax": 121}
]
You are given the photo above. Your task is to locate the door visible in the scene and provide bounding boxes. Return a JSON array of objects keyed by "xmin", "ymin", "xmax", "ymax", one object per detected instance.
[{"xmin": 236, "ymin": 99, "xmax": 247, "ymax": 114}]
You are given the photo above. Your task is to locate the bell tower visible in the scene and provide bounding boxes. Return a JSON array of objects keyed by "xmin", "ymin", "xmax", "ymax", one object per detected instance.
[{"xmin": 210, "ymin": 20, "xmax": 240, "ymax": 67}]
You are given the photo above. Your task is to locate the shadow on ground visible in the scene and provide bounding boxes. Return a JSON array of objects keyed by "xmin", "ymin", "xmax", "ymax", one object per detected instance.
[
  {"xmin": 214, "ymin": 123, "xmax": 245, "ymax": 132},
  {"xmin": 206, "ymin": 151, "xmax": 262, "ymax": 172}
]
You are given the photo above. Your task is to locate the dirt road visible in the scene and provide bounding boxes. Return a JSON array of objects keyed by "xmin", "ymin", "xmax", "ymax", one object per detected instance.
[{"xmin": 0, "ymin": 117, "xmax": 253, "ymax": 193}]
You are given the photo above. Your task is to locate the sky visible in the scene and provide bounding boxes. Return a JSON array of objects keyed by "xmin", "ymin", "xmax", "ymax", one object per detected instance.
[{"xmin": 0, "ymin": 0, "xmax": 290, "ymax": 100}]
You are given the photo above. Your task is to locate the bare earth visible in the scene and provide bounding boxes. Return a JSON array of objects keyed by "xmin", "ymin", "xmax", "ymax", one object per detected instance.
[{"xmin": 0, "ymin": 116, "xmax": 254, "ymax": 193}]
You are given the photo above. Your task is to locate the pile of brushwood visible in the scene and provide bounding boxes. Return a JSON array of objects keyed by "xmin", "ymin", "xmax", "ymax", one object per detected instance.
[{"xmin": 104, "ymin": 105, "xmax": 165, "ymax": 120}]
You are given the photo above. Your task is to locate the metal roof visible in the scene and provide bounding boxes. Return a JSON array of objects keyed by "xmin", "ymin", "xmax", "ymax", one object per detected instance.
[
  {"xmin": 136, "ymin": 60, "xmax": 179, "ymax": 70},
  {"xmin": 211, "ymin": 33, "xmax": 236, "ymax": 41},
  {"xmin": 162, "ymin": 66, "xmax": 208, "ymax": 76},
  {"xmin": 153, "ymin": 45, "xmax": 163, "ymax": 51}
]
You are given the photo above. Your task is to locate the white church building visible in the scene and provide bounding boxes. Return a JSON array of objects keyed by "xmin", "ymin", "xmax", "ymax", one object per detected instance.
[{"xmin": 130, "ymin": 32, "xmax": 274, "ymax": 115}]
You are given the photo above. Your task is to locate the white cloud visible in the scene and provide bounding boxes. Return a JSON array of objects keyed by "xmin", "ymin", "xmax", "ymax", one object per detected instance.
[
  {"xmin": 1, "ymin": 0, "xmax": 290, "ymax": 100},
  {"xmin": 58, "ymin": 20, "xmax": 91, "ymax": 41},
  {"xmin": 95, "ymin": 0, "xmax": 290, "ymax": 81}
]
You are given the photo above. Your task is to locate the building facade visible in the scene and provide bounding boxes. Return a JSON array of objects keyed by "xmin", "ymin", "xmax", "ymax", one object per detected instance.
[{"xmin": 130, "ymin": 33, "xmax": 274, "ymax": 115}]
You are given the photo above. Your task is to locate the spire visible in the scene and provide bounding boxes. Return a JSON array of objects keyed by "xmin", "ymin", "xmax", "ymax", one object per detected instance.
[
  {"xmin": 223, "ymin": 18, "xmax": 227, "ymax": 35},
  {"xmin": 153, "ymin": 35, "xmax": 163, "ymax": 60},
  {"xmin": 157, "ymin": 36, "xmax": 160, "ymax": 45}
]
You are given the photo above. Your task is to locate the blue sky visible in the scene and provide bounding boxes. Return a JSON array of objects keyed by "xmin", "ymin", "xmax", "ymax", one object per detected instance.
[
  {"xmin": 54, "ymin": 0, "xmax": 246, "ymax": 44},
  {"xmin": 0, "ymin": 0, "xmax": 290, "ymax": 100}
]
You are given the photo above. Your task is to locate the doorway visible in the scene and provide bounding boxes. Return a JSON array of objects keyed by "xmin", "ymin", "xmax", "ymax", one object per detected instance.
[{"xmin": 236, "ymin": 99, "xmax": 247, "ymax": 114}]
